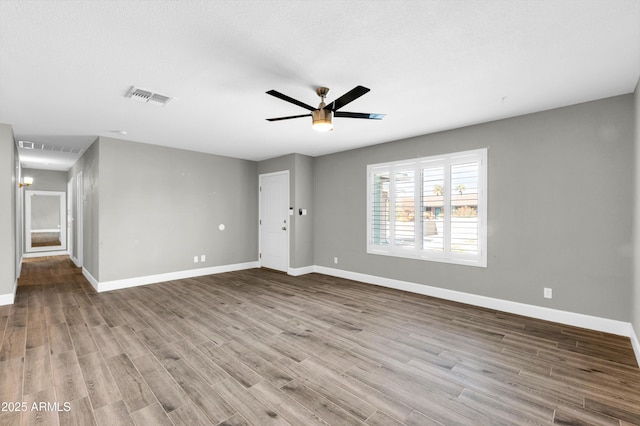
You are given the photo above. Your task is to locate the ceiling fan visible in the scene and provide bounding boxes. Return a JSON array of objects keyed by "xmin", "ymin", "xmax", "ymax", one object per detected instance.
[{"xmin": 266, "ymin": 85, "xmax": 385, "ymax": 132}]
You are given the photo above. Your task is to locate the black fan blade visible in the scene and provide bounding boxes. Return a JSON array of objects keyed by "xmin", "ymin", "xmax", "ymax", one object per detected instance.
[
  {"xmin": 324, "ymin": 86, "xmax": 370, "ymax": 111},
  {"xmin": 334, "ymin": 111, "xmax": 385, "ymax": 120},
  {"xmin": 266, "ymin": 90, "xmax": 316, "ymax": 111},
  {"xmin": 266, "ymin": 114, "xmax": 312, "ymax": 122}
]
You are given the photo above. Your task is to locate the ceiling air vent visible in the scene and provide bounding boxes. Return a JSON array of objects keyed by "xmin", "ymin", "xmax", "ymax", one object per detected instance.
[
  {"xmin": 149, "ymin": 93, "xmax": 171, "ymax": 106},
  {"xmin": 125, "ymin": 86, "xmax": 171, "ymax": 106},
  {"xmin": 19, "ymin": 140, "xmax": 35, "ymax": 149},
  {"xmin": 18, "ymin": 140, "xmax": 83, "ymax": 154}
]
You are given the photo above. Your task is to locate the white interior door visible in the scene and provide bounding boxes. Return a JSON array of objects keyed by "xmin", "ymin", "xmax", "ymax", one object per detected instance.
[{"xmin": 259, "ymin": 171, "xmax": 289, "ymax": 272}]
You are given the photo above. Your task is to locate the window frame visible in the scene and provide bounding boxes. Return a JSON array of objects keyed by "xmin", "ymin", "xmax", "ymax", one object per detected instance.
[{"xmin": 366, "ymin": 148, "xmax": 488, "ymax": 268}]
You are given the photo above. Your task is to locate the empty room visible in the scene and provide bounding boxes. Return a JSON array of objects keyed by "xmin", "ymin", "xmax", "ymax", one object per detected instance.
[{"xmin": 1, "ymin": 1, "xmax": 640, "ymax": 425}]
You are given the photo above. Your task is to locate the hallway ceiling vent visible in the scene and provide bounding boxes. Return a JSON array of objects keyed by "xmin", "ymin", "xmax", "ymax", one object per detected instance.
[
  {"xmin": 18, "ymin": 140, "xmax": 83, "ymax": 154},
  {"xmin": 125, "ymin": 86, "xmax": 171, "ymax": 106}
]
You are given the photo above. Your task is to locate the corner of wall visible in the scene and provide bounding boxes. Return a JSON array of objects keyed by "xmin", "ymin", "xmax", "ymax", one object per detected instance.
[
  {"xmin": 631, "ymin": 323, "xmax": 640, "ymax": 367},
  {"xmin": 0, "ymin": 123, "xmax": 18, "ymax": 304},
  {"xmin": 0, "ymin": 278, "xmax": 16, "ymax": 306},
  {"xmin": 633, "ymin": 77, "xmax": 640, "ymax": 352},
  {"xmin": 82, "ymin": 267, "xmax": 100, "ymax": 292}
]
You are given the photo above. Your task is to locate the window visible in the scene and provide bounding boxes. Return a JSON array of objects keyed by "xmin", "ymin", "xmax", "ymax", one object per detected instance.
[{"xmin": 367, "ymin": 148, "xmax": 487, "ymax": 267}]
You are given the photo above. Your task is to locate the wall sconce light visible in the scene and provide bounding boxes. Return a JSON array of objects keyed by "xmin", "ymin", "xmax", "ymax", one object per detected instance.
[{"xmin": 19, "ymin": 176, "xmax": 34, "ymax": 188}]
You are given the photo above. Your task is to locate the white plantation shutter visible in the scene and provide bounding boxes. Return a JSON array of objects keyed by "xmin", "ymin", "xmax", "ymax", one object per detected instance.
[
  {"xmin": 367, "ymin": 148, "xmax": 487, "ymax": 267},
  {"xmin": 421, "ymin": 164, "xmax": 445, "ymax": 252},
  {"xmin": 370, "ymin": 168, "xmax": 390, "ymax": 247},
  {"xmin": 393, "ymin": 168, "xmax": 415, "ymax": 247},
  {"xmin": 450, "ymin": 161, "xmax": 480, "ymax": 254}
]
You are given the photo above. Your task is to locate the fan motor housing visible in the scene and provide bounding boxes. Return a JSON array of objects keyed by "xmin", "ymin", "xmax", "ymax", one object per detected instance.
[
  {"xmin": 312, "ymin": 108, "xmax": 333, "ymax": 131},
  {"xmin": 312, "ymin": 108, "xmax": 332, "ymax": 122}
]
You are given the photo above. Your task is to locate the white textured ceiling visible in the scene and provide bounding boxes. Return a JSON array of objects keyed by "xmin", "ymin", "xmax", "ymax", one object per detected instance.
[{"xmin": 1, "ymin": 0, "xmax": 639, "ymax": 170}]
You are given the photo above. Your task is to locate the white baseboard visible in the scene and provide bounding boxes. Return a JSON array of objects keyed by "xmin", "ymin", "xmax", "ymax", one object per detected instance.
[
  {"xmin": 631, "ymin": 324, "xmax": 640, "ymax": 367},
  {"xmin": 0, "ymin": 293, "xmax": 14, "ymax": 306},
  {"xmin": 82, "ymin": 268, "xmax": 99, "ymax": 292},
  {"xmin": 288, "ymin": 266, "xmax": 315, "ymax": 276},
  {"xmin": 85, "ymin": 261, "xmax": 260, "ymax": 293},
  {"xmin": 70, "ymin": 256, "xmax": 81, "ymax": 268},
  {"xmin": 17, "ymin": 255, "xmax": 22, "ymax": 278},
  {"xmin": 313, "ymin": 265, "xmax": 633, "ymax": 338},
  {"xmin": 0, "ymin": 279, "xmax": 17, "ymax": 306}
]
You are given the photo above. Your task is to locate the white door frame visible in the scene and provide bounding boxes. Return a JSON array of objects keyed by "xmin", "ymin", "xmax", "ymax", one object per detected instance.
[
  {"xmin": 15, "ymin": 160, "xmax": 22, "ymax": 277},
  {"xmin": 75, "ymin": 171, "xmax": 84, "ymax": 267},
  {"xmin": 24, "ymin": 190, "xmax": 67, "ymax": 254},
  {"xmin": 258, "ymin": 171, "xmax": 290, "ymax": 272},
  {"xmin": 67, "ymin": 176, "xmax": 74, "ymax": 261}
]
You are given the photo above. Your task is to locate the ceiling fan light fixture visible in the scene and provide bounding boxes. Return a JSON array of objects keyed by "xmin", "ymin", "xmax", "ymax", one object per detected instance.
[
  {"xmin": 312, "ymin": 109, "xmax": 333, "ymax": 132},
  {"xmin": 266, "ymin": 85, "xmax": 382, "ymax": 131}
]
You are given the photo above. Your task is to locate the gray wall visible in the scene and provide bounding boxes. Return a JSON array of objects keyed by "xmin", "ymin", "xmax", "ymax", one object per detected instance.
[
  {"xmin": 67, "ymin": 156, "xmax": 81, "ymax": 263},
  {"xmin": 98, "ymin": 137, "xmax": 258, "ymax": 282},
  {"xmin": 69, "ymin": 139, "xmax": 100, "ymax": 279},
  {"xmin": 634, "ymin": 79, "xmax": 640, "ymax": 336},
  {"xmin": 22, "ymin": 168, "xmax": 68, "ymax": 191},
  {"xmin": 314, "ymin": 95, "xmax": 634, "ymax": 322},
  {"xmin": 15, "ymin": 142, "xmax": 22, "ymax": 278},
  {"xmin": 0, "ymin": 123, "xmax": 17, "ymax": 298},
  {"xmin": 294, "ymin": 154, "xmax": 314, "ymax": 268},
  {"xmin": 257, "ymin": 153, "xmax": 314, "ymax": 269}
]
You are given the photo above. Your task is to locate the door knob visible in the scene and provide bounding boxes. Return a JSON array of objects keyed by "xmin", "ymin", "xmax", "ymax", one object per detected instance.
[{"xmin": 282, "ymin": 226, "xmax": 287, "ymax": 230}]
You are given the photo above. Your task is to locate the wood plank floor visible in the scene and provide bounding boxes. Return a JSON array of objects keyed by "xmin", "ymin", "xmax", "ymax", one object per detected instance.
[{"xmin": 1, "ymin": 256, "xmax": 639, "ymax": 425}]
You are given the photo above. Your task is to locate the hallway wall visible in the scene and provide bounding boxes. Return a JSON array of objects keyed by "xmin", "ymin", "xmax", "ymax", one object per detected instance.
[{"xmin": 0, "ymin": 123, "xmax": 17, "ymax": 304}]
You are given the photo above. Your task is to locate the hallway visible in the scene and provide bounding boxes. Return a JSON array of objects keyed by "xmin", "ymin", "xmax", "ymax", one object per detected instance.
[{"xmin": 18, "ymin": 256, "xmax": 84, "ymax": 287}]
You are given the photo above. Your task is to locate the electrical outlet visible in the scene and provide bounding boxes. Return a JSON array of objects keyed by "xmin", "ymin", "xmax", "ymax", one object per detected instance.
[
  {"xmin": 544, "ymin": 288, "xmax": 552, "ymax": 299},
  {"xmin": 193, "ymin": 256, "xmax": 199, "ymax": 263},
  {"xmin": 200, "ymin": 254, "xmax": 206, "ymax": 262},
  {"xmin": 334, "ymin": 257, "xmax": 338, "ymax": 264}
]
